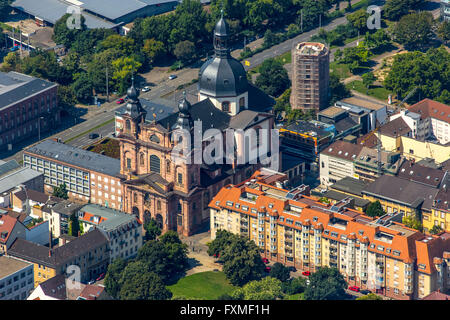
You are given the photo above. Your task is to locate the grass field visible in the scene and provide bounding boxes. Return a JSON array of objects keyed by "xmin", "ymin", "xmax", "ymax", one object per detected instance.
[
  {"xmin": 346, "ymin": 80, "xmax": 392, "ymax": 101},
  {"xmin": 168, "ymin": 271, "xmax": 236, "ymax": 300},
  {"xmin": 286, "ymin": 293, "xmax": 304, "ymax": 300},
  {"xmin": 330, "ymin": 61, "xmax": 352, "ymax": 79}
]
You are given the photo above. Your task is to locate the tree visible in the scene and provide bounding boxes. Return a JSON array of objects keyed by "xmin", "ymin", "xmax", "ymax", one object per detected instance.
[
  {"xmin": 437, "ymin": 21, "xmax": 450, "ymax": 44},
  {"xmin": 263, "ymin": 29, "xmax": 278, "ymax": 48},
  {"xmin": 104, "ymin": 258, "xmax": 127, "ymax": 299},
  {"xmin": 340, "ymin": 42, "xmax": 372, "ymax": 72},
  {"xmin": 1, "ymin": 52, "xmax": 20, "ymax": 72},
  {"xmin": 142, "ymin": 38, "xmax": 166, "ymax": 64},
  {"xmin": 53, "ymin": 183, "xmax": 69, "ymax": 199},
  {"xmin": 53, "ymin": 14, "xmax": 87, "ymax": 48},
  {"xmin": 281, "ymin": 277, "xmax": 307, "ymax": 295},
  {"xmin": 362, "ymin": 72, "xmax": 376, "ymax": 89},
  {"xmin": 69, "ymin": 213, "xmax": 80, "ymax": 237},
  {"xmin": 144, "ymin": 218, "xmax": 162, "ymax": 241},
  {"xmin": 207, "ymin": 229, "xmax": 237, "ymax": 257},
  {"xmin": 58, "ymin": 85, "xmax": 77, "ymax": 110},
  {"xmin": 255, "ymin": 58, "xmax": 290, "ymax": 97},
  {"xmin": 136, "ymin": 236, "xmax": 188, "ymax": 283},
  {"xmin": 119, "ymin": 261, "xmax": 172, "ymax": 300},
  {"xmin": 269, "ymin": 262, "xmax": 291, "ymax": 282},
  {"xmin": 403, "ymin": 214, "xmax": 423, "ymax": 231},
  {"xmin": 429, "ymin": 224, "xmax": 443, "ymax": 235},
  {"xmin": 71, "ymin": 72, "xmax": 93, "ymax": 103},
  {"xmin": 112, "ymin": 56, "xmax": 142, "ymax": 95},
  {"xmin": 384, "ymin": 47, "xmax": 450, "ymax": 103},
  {"xmin": 364, "ymin": 29, "xmax": 391, "ymax": 52},
  {"xmin": 304, "ymin": 267, "xmax": 347, "ymax": 300},
  {"xmin": 173, "ymin": 40, "xmax": 196, "ymax": 64},
  {"xmin": 384, "ymin": 0, "xmax": 422, "ymax": 21},
  {"xmin": 365, "ymin": 201, "xmax": 384, "ymax": 218},
  {"xmin": 0, "ymin": 0, "xmax": 11, "ymax": 21},
  {"xmin": 394, "ymin": 12, "xmax": 434, "ymax": 50},
  {"xmin": 356, "ymin": 293, "xmax": 383, "ymax": 300},
  {"xmin": 99, "ymin": 34, "xmax": 136, "ymax": 56},
  {"xmin": 221, "ymin": 235, "xmax": 265, "ymax": 286},
  {"xmin": 347, "ymin": 9, "xmax": 369, "ymax": 32},
  {"xmin": 230, "ymin": 277, "xmax": 284, "ymax": 300},
  {"xmin": 329, "ymin": 73, "xmax": 351, "ymax": 105}
]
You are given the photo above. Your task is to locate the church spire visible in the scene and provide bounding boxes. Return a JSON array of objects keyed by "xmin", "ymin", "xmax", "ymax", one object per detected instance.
[{"xmin": 214, "ymin": 10, "xmax": 229, "ymax": 57}]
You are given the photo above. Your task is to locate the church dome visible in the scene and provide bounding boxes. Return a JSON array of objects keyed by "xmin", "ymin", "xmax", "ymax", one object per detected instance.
[
  {"xmin": 127, "ymin": 82, "xmax": 139, "ymax": 101},
  {"xmin": 198, "ymin": 16, "xmax": 248, "ymax": 98}
]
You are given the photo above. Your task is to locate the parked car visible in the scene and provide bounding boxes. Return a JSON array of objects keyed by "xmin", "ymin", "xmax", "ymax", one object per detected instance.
[
  {"xmin": 141, "ymin": 86, "xmax": 150, "ymax": 92},
  {"xmin": 288, "ymin": 266, "xmax": 297, "ymax": 272},
  {"xmin": 88, "ymin": 280, "xmax": 95, "ymax": 285},
  {"xmin": 302, "ymin": 271, "xmax": 311, "ymax": 276},
  {"xmin": 89, "ymin": 133, "xmax": 99, "ymax": 139},
  {"xmin": 262, "ymin": 258, "xmax": 269, "ymax": 264},
  {"xmin": 10, "ymin": 45, "xmax": 19, "ymax": 52},
  {"xmin": 264, "ymin": 266, "xmax": 271, "ymax": 273},
  {"xmin": 348, "ymin": 285, "xmax": 360, "ymax": 292},
  {"xmin": 168, "ymin": 74, "xmax": 177, "ymax": 80},
  {"xmin": 116, "ymin": 98, "xmax": 125, "ymax": 104},
  {"xmin": 360, "ymin": 289, "xmax": 370, "ymax": 295},
  {"xmin": 96, "ymin": 273, "xmax": 105, "ymax": 281}
]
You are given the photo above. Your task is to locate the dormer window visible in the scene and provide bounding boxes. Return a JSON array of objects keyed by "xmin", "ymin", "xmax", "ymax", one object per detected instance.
[{"xmin": 222, "ymin": 101, "xmax": 230, "ymax": 113}]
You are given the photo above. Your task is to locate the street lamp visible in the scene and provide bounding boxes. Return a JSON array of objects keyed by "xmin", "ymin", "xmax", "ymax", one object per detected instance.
[{"xmin": 38, "ymin": 116, "xmax": 44, "ymax": 141}]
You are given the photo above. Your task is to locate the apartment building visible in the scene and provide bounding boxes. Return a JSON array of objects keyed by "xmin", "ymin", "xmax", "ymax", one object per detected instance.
[
  {"xmin": 7, "ymin": 229, "xmax": 109, "ymax": 287},
  {"xmin": 0, "ymin": 71, "xmax": 59, "ymax": 152},
  {"xmin": 391, "ymin": 99, "xmax": 450, "ymax": 144},
  {"xmin": 44, "ymin": 200, "xmax": 84, "ymax": 238},
  {"xmin": 319, "ymin": 140, "xmax": 363, "ymax": 186},
  {"xmin": 442, "ymin": 0, "xmax": 450, "ymax": 21},
  {"xmin": 354, "ymin": 147, "xmax": 404, "ymax": 183},
  {"xmin": 362, "ymin": 175, "xmax": 438, "ymax": 217},
  {"xmin": 23, "ymin": 139, "xmax": 123, "ymax": 209},
  {"xmin": 290, "ymin": 42, "xmax": 330, "ymax": 112},
  {"xmin": 0, "ymin": 159, "xmax": 44, "ymax": 208},
  {"xmin": 336, "ymin": 97, "xmax": 389, "ymax": 131},
  {"xmin": 209, "ymin": 170, "xmax": 450, "ymax": 299},
  {"xmin": 0, "ymin": 256, "xmax": 34, "ymax": 300},
  {"xmin": 76, "ymin": 204, "xmax": 143, "ymax": 262}
]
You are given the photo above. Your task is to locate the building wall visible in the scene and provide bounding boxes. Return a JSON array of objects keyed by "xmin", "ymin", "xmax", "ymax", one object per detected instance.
[
  {"xmin": 319, "ymin": 153, "xmax": 355, "ymax": 186},
  {"xmin": 0, "ymin": 85, "xmax": 59, "ymax": 151},
  {"xmin": 198, "ymin": 91, "xmax": 248, "ymax": 116},
  {"xmin": 362, "ymin": 194, "xmax": 414, "ymax": 216},
  {"xmin": 400, "ymin": 137, "xmax": 450, "ymax": 164},
  {"xmin": 89, "ymin": 172, "xmax": 122, "ymax": 210},
  {"xmin": 0, "ymin": 261, "xmax": 34, "ymax": 300},
  {"xmin": 25, "ymin": 221, "xmax": 49, "ymax": 246},
  {"xmin": 423, "ymin": 209, "xmax": 448, "ymax": 233}
]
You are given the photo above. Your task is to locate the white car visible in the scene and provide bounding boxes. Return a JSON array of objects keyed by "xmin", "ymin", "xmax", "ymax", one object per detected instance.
[
  {"xmin": 141, "ymin": 86, "xmax": 150, "ymax": 92},
  {"xmin": 168, "ymin": 75, "xmax": 177, "ymax": 80}
]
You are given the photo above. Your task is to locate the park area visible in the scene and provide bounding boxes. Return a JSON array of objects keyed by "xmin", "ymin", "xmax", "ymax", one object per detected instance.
[{"xmin": 167, "ymin": 271, "xmax": 236, "ymax": 300}]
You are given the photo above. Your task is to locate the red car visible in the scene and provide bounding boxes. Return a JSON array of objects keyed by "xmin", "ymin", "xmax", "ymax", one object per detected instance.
[
  {"xmin": 302, "ymin": 271, "xmax": 311, "ymax": 276},
  {"xmin": 116, "ymin": 98, "xmax": 125, "ymax": 104},
  {"xmin": 264, "ymin": 266, "xmax": 271, "ymax": 272},
  {"xmin": 348, "ymin": 286, "xmax": 360, "ymax": 292},
  {"xmin": 213, "ymin": 253, "xmax": 220, "ymax": 258},
  {"xmin": 262, "ymin": 258, "xmax": 269, "ymax": 264},
  {"xmin": 96, "ymin": 273, "xmax": 105, "ymax": 281}
]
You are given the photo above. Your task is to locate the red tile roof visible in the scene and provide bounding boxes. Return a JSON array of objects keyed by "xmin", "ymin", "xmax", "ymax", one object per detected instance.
[
  {"xmin": 408, "ymin": 99, "xmax": 450, "ymax": 122},
  {"xmin": 422, "ymin": 291, "xmax": 450, "ymax": 300},
  {"xmin": 0, "ymin": 213, "xmax": 19, "ymax": 245}
]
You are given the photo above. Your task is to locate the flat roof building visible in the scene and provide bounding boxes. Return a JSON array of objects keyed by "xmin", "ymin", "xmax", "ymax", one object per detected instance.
[{"xmin": 0, "ymin": 255, "xmax": 34, "ymax": 300}]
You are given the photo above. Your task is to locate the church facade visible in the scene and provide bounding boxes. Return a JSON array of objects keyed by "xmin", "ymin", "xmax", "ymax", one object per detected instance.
[{"xmin": 114, "ymin": 16, "xmax": 277, "ymax": 236}]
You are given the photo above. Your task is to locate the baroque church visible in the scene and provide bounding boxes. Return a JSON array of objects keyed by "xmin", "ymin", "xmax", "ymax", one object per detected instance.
[{"xmin": 114, "ymin": 16, "xmax": 277, "ymax": 236}]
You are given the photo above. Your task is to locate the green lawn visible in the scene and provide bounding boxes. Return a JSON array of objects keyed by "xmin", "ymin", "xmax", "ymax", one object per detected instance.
[
  {"xmin": 286, "ymin": 292, "xmax": 304, "ymax": 300},
  {"xmin": 346, "ymin": 80, "xmax": 392, "ymax": 101},
  {"xmin": 330, "ymin": 61, "xmax": 352, "ymax": 79},
  {"xmin": 168, "ymin": 271, "xmax": 236, "ymax": 300}
]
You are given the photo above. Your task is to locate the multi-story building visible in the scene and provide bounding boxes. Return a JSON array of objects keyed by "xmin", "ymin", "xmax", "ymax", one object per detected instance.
[
  {"xmin": 290, "ymin": 42, "xmax": 330, "ymax": 112},
  {"xmin": 319, "ymin": 140, "xmax": 363, "ymax": 186},
  {"xmin": 353, "ymin": 147, "xmax": 404, "ymax": 183},
  {"xmin": 0, "ymin": 256, "xmax": 34, "ymax": 300},
  {"xmin": 209, "ymin": 170, "xmax": 450, "ymax": 299},
  {"xmin": 76, "ymin": 204, "xmax": 143, "ymax": 262},
  {"xmin": 114, "ymin": 16, "xmax": 275, "ymax": 236},
  {"xmin": 0, "ymin": 212, "xmax": 27, "ymax": 254},
  {"xmin": 44, "ymin": 200, "xmax": 84, "ymax": 238},
  {"xmin": 441, "ymin": 0, "xmax": 450, "ymax": 21},
  {"xmin": 323, "ymin": 177, "xmax": 370, "ymax": 212},
  {"xmin": 317, "ymin": 106, "xmax": 363, "ymax": 137},
  {"xmin": 336, "ymin": 97, "xmax": 389, "ymax": 132},
  {"xmin": 23, "ymin": 139, "xmax": 123, "ymax": 209},
  {"xmin": 280, "ymin": 120, "xmax": 334, "ymax": 167},
  {"xmin": 391, "ymin": 99, "xmax": 450, "ymax": 144},
  {"xmin": 0, "ymin": 159, "xmax": 44, "ymax": 208},
  {"xmin": 362, "ymin": 175, "xmax": 439, "ymax": 217},
  {"xmin": 7, "ymin": 228, "xmax": 109, "ymax": 287},
  {"xmin": 0, "ymin": 71, "xmax": 59, "ymax": 152}
]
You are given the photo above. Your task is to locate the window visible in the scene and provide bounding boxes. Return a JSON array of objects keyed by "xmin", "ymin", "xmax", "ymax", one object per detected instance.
[
  {"xmin": 140, "ymin": 153, "xmax": 145, "ymax": 166},
  {"xmin": 178, "ymin": 173, "xmax": 183, "ymax": 184},
  {"xmin": 166, "ymin": 160, "xmax": 171, "ymax": 173},
  {"xmin": 222, "ymin": 101, "xmax": 230, "ymax": 113},
  {"xmin": 149, "ymin": 155, "xmax": 160, "ymax": 173},
  {"xmin": 126, "ymin": 158, "xmax": 131, "ymax": 169}
]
